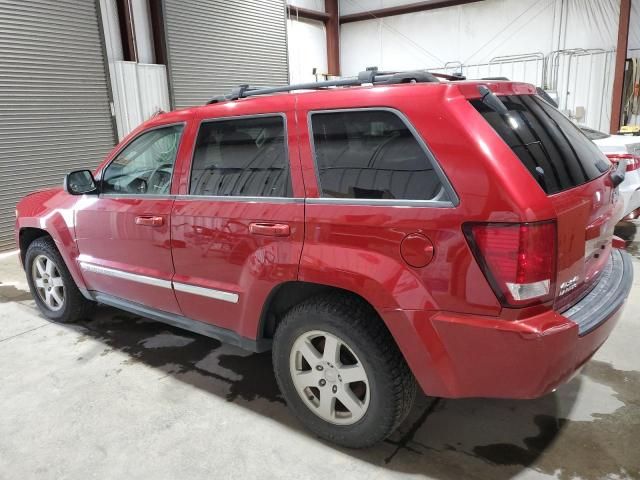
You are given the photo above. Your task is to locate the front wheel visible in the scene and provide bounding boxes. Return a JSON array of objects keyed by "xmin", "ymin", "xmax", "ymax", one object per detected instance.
[
  {"xmin": 24, "ymin": 237, "xmax": 94, "ymax": 323},
  {"xmin": 273, "ymin": 294, "xmax": 416, "ymax": 448}
]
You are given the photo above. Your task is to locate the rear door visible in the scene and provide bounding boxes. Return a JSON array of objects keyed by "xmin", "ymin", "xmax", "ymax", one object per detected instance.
[
  {"xmin": 170, "ymin": 101, "xmax": 305, "ymax": 337},
  {"xmin": 470, "ymin": 93, "xmax": 619, "ymax": 310}
]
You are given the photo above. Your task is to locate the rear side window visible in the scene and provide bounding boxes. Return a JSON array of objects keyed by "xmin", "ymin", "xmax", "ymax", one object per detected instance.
[
  {"xmin": 471, "ymin": 95, "xmax": 610, "ymax": 194},
  {"xmin": 190, "ymin": 115, "xmax": 291, "ymax": 197},
  {"xmin": 310, "ymin": 110, "xmax": 449, "ymax": 201}
]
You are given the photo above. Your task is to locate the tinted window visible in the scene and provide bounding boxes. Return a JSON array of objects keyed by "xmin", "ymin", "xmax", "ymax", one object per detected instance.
[
  {"xmin": 190, "ymin": 116, "xmax": 291, "ymax": 197},
  {"xmin": 471, "ymin": 95, "xmax": 610, "ymax": 194},
  {"xmin": 102, "ymin": 125, "xmax": 183, "ymax": 195},
  {"xmin": 310, "ymin": 110, "xmax": 448, "ymax": 201}
]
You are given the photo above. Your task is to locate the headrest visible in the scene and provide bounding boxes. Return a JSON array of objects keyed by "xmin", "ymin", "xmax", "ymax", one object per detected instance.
[{"xmin": 219, "ymin": 131, "xmax": 257, "ymax": 168}]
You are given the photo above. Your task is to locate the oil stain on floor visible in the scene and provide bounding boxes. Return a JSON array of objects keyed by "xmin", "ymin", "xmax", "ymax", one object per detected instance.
[{"xmin": 71, "ymin": 307, "xmax": 640, "ymax": 480}]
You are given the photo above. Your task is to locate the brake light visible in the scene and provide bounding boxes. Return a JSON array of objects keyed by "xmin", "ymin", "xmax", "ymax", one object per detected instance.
[
  {"xmin": 464, "ymin": 221, "xmax": 557, "ymax": 307},
  {"xmin": 606, "ymin": 153, "xmax": 640, "ymax": 172}
]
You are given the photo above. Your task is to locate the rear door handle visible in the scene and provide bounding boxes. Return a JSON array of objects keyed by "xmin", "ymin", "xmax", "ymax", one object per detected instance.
[
  {"xmin": 249, "ymin": 222, "xmax": 290, "ymax": 237},
  {"xmin": 135, "ymin": 215, "xmax": 164, "ymax": 227}
]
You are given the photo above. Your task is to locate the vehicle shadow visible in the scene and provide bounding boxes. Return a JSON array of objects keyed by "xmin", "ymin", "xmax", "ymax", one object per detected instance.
[{"xmin": 60, "ymin": 306, "xmax": 593, "ymax": 479}]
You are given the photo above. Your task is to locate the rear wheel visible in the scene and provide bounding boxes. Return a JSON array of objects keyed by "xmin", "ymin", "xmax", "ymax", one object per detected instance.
[
  {"xmin": 25, "ymin": 237, "xmax": 94, "ymax": 323},
  {"xmin": 273, "ymin": 293, "xmax": 416, "ymax": 448}
]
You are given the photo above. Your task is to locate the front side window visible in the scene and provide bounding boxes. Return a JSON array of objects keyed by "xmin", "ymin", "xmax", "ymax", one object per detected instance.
[
  {"xmin": 102, "ymin": 124, "xmax": 184, "ymax": 195},
  {"xmin": 310, "ymin": 110, "xmax": 448, "ymax": 201},
  {"xmin": 189, "ymin": 115, "xmax": 291, "ymax": 197}
]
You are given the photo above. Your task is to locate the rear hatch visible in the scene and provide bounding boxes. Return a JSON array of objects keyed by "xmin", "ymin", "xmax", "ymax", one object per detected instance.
[{"xmin": 470, "ymin": 92, "xmax": 617, "ymax": 311}]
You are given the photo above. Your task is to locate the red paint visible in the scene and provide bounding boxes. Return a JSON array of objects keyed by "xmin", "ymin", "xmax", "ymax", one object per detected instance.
[{"xmin": 15, "ymin": 80, "xmax": 631, "ymax": 399}]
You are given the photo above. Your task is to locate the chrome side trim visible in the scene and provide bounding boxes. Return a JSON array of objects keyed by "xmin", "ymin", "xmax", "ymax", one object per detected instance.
[
  {"xmin": 80, "ymin": 262, "xmax": 240, "ymax": 304},
  {"xmin": 99, "ymin": 194, "xmax": 175, "ymax": 200},
  {"xmin": 79, "ymin": 262, "xmax": 172, "ymax": 289},
  {"xmin": 174, "ymin": 195, "xmax": 303, "ymax": 204},
  {"xmin": 173, "ymin": 282, "xmax": 239, "ymax": 304},
  {"xmin": 305, "ymin": 198, "xmax": 453, "ymax": 208}
]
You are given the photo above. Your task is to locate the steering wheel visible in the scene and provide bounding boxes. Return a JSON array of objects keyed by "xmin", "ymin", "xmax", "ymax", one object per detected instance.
[{"xmin": 146, "ymin": 163, "xmax": 173, "ymax": 194}]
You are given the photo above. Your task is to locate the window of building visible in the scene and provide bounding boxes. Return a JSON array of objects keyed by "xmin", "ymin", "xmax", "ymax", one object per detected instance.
[
  {"xmin": 310, "ymin": 110, "xmax": 448, "ymax": 201},
  {"xmin": 189, "ymin": 115, "xmax": 291, "ymax": 197}
]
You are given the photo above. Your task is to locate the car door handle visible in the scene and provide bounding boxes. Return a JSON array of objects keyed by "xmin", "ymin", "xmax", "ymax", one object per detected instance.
[
  {"xmin": 249, "ymin": 222, "xmax": 290, "ymax": 237},
  {"xmin": 135, "ymin": 215, "xmax": 164, "ymax": 227}
]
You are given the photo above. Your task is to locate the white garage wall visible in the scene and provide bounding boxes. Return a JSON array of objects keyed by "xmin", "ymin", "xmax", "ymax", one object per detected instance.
[
  {"xmin": 337, "ymin": 0, "xmax": 623, "ymax": 130},
  {"xmin": 287, "ymin": 0, "xmax": 330, "ymax": 83},
  {"xmin": 339, "ymin": 0, "xmax": 620, "ymax": 74},
  {"xmin": 630, "ymin": 0, "xmax": 640, "ymax": 57},
  {"xmin": 289, "ymin": 0, "xmax": 325, "ymax": 10},
  {"xmin": 287, "ymin": 17, "xmax": 329, "ymax": 83}
]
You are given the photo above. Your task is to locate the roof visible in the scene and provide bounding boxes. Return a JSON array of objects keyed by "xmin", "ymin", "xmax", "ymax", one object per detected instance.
[{"xmin": 145, "ymin": 70, "xmax": 536, "ymax": 127}]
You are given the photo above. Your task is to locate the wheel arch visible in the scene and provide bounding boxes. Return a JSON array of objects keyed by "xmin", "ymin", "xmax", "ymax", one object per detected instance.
[
  {"xmin": 259, "ymin": 281, "xmax": 387, "ymax": 340},
  {"xmin": 17, "ymin": 219, "xmax": 89, "ymax": 297},
  {"xmin": 18, "ymin": 227, "xmax": 50, "ymax": 266}
]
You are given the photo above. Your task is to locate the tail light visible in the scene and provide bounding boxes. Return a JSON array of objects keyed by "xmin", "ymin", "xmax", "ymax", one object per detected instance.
[
  {"xmin": 464, "ymin": 221, "xmax": 557, "ymax": 307},
  {"xmin": 606, "ymin": 153, "xmax": 640, "ymax": 172}
]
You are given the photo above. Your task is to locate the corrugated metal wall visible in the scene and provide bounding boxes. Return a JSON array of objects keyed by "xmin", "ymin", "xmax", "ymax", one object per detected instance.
[
  {"xmin": 0, "ymin": 0, "xmax": 116, "ymax": 251},
  {"xmin": 163, "ymin": 0, "xmax": 289, "ymax": 108}
]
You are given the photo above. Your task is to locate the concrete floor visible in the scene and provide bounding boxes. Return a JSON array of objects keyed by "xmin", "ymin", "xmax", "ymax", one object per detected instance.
[{"xmin": 1, "ymin": 224, "xmax": 639, "ymax": 480}]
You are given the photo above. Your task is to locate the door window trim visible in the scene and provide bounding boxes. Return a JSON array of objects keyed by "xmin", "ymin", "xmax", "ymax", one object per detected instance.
[
  {"xmin": 306, "ymin": 107, "xmax": 459, "ymax": 208},
  {"xmin": 174, "ymin": 195, "xmax": 303, "ymax": 204},
  {"xmin": 186, "ymin": 112, "xmax": 295, "ymax": 199},
  {"xmin": 98, "ymin": 121, "xmax": 186, "ymax": 199}
]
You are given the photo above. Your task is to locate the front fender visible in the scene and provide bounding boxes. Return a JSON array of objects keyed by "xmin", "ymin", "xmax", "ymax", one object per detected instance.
[{"xmin": 16, "ymin": 189, "xmax": 88, "ymax": 293}]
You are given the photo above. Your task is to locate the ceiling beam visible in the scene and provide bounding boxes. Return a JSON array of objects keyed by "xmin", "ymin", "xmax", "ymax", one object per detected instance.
[
  {"xmin": 340, "ymin": 0, "xmax": 484, "ymax": 24},
  {"xmin": 287, "ymin": 5, "xmax": 331, "ymax": 23},
  {"xmin": 610, "ymin": 0, "xmax": 631, "ymax": 133}
]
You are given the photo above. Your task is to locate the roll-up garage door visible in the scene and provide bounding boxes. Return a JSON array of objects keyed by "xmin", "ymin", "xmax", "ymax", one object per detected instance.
[
  {"xmin": 0, "ymin": 0, "xmax": 116, "ymax": 251},
  {"xmin": 163, "ymin": 0, "xmax": 289, "ymax": 108}
]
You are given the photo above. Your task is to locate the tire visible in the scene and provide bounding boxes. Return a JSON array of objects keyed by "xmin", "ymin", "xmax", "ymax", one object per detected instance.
[
  {"xmin": 24, "ymin": 236, "xmax": 94, "ymax": 323},
  {"xmin": 272, "ymin": 293, "xmax": 417, "ymax": 448}
]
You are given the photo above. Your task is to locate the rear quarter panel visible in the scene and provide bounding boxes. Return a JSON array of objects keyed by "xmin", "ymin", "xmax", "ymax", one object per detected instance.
[{"xmin": 294, "ymin": 84, "xmax": 556, "ymax": 318}]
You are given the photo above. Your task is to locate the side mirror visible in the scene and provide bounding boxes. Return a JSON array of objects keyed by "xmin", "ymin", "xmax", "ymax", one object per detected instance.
[{"xmin": 64, "ymin": 170, "xmax": 98, "ymax": 195}]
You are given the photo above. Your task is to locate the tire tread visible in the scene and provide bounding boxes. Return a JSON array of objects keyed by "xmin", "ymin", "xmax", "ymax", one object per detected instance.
[{"xmin": 26, "ymin": 236, "xmax": 94, "ymax": 323}]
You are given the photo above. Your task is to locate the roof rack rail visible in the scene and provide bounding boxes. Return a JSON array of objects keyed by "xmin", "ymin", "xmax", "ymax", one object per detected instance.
[{"xmin": 205, "ymin": 68, "xmax": 440, "ymax": 104}]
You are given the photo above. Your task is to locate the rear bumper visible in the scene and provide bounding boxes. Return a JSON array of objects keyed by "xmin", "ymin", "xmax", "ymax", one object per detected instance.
[{"xmin": 390, "ymin": 249, "xmax": 633, "ymax": 399}]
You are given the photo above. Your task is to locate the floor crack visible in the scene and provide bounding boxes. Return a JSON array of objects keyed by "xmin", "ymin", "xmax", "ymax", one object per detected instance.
[{"xmin": 0, "ymin": 323, "xmax": 51, "ymax": 344}]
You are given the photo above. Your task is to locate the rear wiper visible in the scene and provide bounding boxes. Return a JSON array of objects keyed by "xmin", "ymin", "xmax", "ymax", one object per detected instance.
[
  {"xmin": 478, "ymin": 85, "xmax": 508, "ymax": 114},
  {"xmin": 535, "ymin": 166, "xmax": 548, "ymax": 191},
  {"xmin": 610, "ymin": 158, "xmax": 627, "ymax": 187}
]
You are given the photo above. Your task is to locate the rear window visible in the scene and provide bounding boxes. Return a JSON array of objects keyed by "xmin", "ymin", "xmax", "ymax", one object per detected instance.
[{"xmin": 471, "ymin": 95, "xmax": 610, "ymax": 194}]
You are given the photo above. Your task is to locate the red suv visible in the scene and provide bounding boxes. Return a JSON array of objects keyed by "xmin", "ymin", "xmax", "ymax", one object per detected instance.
[{"xmin": 15, "ymin": 71, "xmax": 633, "ymax": 448}]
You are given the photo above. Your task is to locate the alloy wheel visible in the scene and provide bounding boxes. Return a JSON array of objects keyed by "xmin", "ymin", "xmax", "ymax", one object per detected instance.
[
  {"xmin": 31, "ymin": 254, "xmax": 65, "ymax": 311},
  {"xmin": 289, "ymin": 330, "xmax": 370, "ymax": 425}
]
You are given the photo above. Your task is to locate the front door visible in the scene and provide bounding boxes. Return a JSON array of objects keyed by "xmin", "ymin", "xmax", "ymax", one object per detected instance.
[
  {"xmin": 75, "ymin": 123, "xmax": 185, "ymax": 314},
  {"xmin": 170, "ymin": 110, "xmax": 305, "ymax": 337}
]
